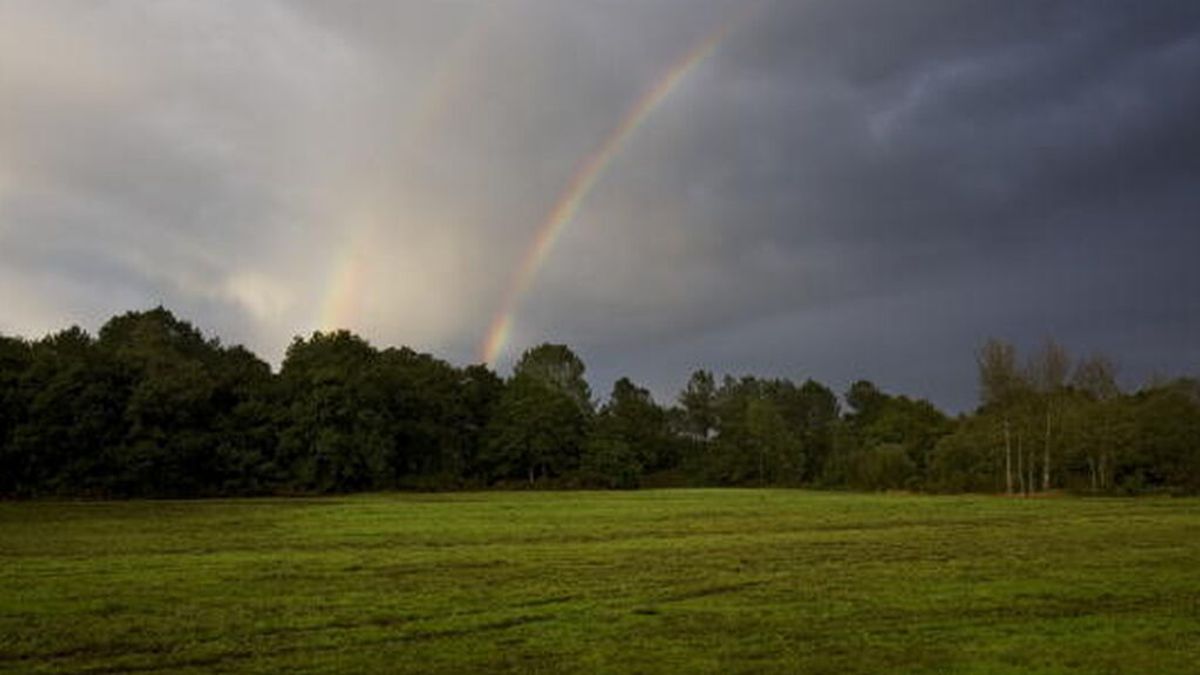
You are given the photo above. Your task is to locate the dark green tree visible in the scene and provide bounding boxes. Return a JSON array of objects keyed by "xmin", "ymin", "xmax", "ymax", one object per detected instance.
[
  {"xmin": 0, "ymin": 335, "xmax": 32, "ymax": 494},
  {"xmin": 277, "ymin": 330, "xmax": 391, "ymax": 492},
  {"xmin": 8, "ymin": 327, "xmax": 128, "ymax": 495},
  {"xmin": 829, "ymin": 382, "xmax": 950, "ymax": 491},
  {"xmin": 845, "ymin": 380, "xmax": 887, "ymax": 423},
  {"xmin": 603, "ymin": 378, "xmax": 671, "ymax": 470},
  {"xmin": 207, "ymin": 345, "xmax": 278, "ymax": 494},
  {"xmin": 482, "ymin": 372, "xmax": 588, "ymax": 485},
  {"xmin": 699, "ymin": 376, "xmax": 807, "ymax": 485},
  {"xmin": 96, "ymin": 309, "xmax": 223, "ymax": 495},
  {"xmin": 375, "ymin": 347, "xmax": 472, "ymax": 485},
  {"xmin": 455, "ymin": 364, "xmax": 505, "ymax": 483},
  {"xmin": 580, "ymin": 378, "xmax": 672, "ymax": 488},
  {"xmin": 512, "ymin": 343, "xmax": 592, "ymax": 413},
  {"xmin": 679, "ymin": 369, "xmax": 717, "ymax": 440},
  {"xmin": 1126, "ymin": 379, "xmax": 1200, "ymax": 493},
  {"xmin": 927, "ymin": 415, "xmax": 1003, "ymax": 493}
]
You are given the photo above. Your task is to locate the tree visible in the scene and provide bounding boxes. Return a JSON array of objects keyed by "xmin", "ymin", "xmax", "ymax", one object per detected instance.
[
  {"xmin": 479, "ymin": 344, "xmax": 595, "ymax": 485},
  {"xmin": 107, "ymin": 332, "xmax": 281, "ymax": 496},
  {"xmin": 8, "ymin": 327, "xmax": 128, "ymax": 495},
  {"xmin": 96, "ymin": 309, "xmax": 221, "ymax": 495},
  {"xmin": 978, "ymin": 339, "xmax": 1024, "ymax": 408},
  {"xmin": 832, "ymin": 381, "xmax": 950, "ymax": 491},
  {"xmin": 579, "ymin": 377, "xmax": 664, "ymax": 489},
  {"xmin": 512, "ymin": 344, "xmax": 592, "ymax": 413},
  {"xmin": 482, "ymin": 373, "xmax": 588, "ymax": 485},
  {"xmin": 5, "ymin": 309, "xmax": 1200, "ymax": 497},
  {"xmin": 679, "ymin": 370, "xmax": 717, "ymax": 440},
  {"xmin": 863, "ymin": 395, "xmax": 951, "ymax": 481},
  {"xmin": 845, "ymin": 380, "xmax": 887, "ymax": 422},
  {"xmin": 1027, "ymin": 338, "xmax": 1071, "ymax": 491},
  {"xmin": 0, "ymin": 335, "xmax": 32, "ymax": 494},
  {"xmin": 208, "ymin": 345, "xmax": 278, "ymax": 494},
  {"xmin": 745, "ymin": 398, "xmax": 801, "ymax": 485},
  {"xmin": 977, "ymin": 338, "xmax": 1030, "ymax": 494},
  {"xmin": 579, "ymin": 435, "xmax": 640, "ymax": 489},
  {"xmin": 928, "ymin": 415, "xmax": 1002, "ymax": 493},
  {"xmin": 604, "ymin": 378, "xmax": 670, "ymax": 469},
  {"xmin": 693, "ymin": 375, "xmax": 811, "ymax": 486},
  {"xmin": 1073, "ymin": 354, "xmax": 1119, "ymax": 401},
  {"xmin": 793, "ymin": 379, "xmax": 839, "ymax": 478},
  {"xmin": 1126, "ymin": 379, "xmax": 1200, "ymax": 493},
  {"xmin": 277, "ymin": 330, "xmax": 390, "ymax": 493},
  {"xmin": 375, "ymin": 347, "xmax": 471, "ymax": 484},
  {"xmin": 1071, "ymin": 354, "xmax": 1121, "ymax": 491},
  {"xmin": 456, "ymin": 364, "xmax": 505, "ymax": 482},
  {"xmin": 847, "ymin": 443, "xmax": 917, "ymax": 491}
]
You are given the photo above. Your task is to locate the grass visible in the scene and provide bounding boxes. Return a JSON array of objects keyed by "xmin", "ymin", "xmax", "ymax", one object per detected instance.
[{"xmin": 1, "ymin": 489, "xmax": 1198, "ymax": 673}]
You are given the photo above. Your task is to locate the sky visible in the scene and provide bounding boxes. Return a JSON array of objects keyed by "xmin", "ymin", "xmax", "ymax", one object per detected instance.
[{"xmin": 1, "ymin": 1, "xmax": 1198, "ymax": 412}]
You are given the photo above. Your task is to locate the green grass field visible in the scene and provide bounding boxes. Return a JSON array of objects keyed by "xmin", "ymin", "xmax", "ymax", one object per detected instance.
[{"xmin": 2, "ymin": 490, "xmax": 1198, "ymax": 673}]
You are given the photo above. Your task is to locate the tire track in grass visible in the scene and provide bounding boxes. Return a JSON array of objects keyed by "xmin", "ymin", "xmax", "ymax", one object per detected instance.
[{"xmin": 58, "ymin": 613, "xmax": 563, "ymax": 674}]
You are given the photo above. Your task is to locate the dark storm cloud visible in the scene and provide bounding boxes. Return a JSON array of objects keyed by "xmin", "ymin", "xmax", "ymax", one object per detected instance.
[
  {"xmin": 1, "ymin": 1, "xmax": 1197, "ymax": 410},
  {"xmin": 515, "ymin": 1, "xmax": 1200, "ymax": 408}
]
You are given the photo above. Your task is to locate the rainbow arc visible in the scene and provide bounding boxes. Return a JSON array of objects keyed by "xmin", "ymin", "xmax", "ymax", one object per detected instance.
[{"xmin": 479, "ymin": 16, "xmax": 746, "ymax": 365}]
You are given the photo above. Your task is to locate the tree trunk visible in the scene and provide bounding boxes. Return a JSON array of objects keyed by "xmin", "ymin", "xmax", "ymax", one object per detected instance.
[
  {"xmin": 1042, "ymin": 406, "xmax": 1051, "ymax": 491},
  {"xmin": 1099, "ymin": 410, "xmax": 1110, "ymax": 491},
  {"xmin": 1027, "ymin": 441, "xmax": 1034, "ymax": 496},
  {"xmin": 1004, "ymin": 418, "xmax": 1013, "ymax": 495},
  {"xmin": 1017, "ymin": 432, "xmax": 1025, "ymax": 497}
]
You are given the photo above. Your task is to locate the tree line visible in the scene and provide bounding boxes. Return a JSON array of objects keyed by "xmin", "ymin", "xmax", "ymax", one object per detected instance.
[{"xmin": 1, "ymin": 308, "xmax": 1196, "ymax": 497}]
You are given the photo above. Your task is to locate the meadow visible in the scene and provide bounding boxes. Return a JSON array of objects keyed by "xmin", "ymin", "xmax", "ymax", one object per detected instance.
[{"xmin": 1, "ymin": 490, "xmax": 1198, "ymax": 673}]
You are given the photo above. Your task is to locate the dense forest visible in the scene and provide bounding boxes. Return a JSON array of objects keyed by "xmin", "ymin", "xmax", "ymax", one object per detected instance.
[{"xmin": 1, "ymin": 308, "xmax": 1196, "ymax": 497}]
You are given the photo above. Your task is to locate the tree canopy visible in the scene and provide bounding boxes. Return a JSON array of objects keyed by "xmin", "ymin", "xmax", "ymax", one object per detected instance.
[{"xmin": 1, "ymin": 309, "xmax": 1196, "ymax": 497}]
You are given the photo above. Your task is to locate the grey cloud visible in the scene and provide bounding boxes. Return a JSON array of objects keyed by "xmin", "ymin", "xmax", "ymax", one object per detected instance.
[{"xmin": 1, "ymin": 1, "xmax": 1197, "ymax": 410}]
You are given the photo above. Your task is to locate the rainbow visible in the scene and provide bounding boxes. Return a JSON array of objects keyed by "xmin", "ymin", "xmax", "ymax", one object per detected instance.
[
  {"xmin": 317, "ymin": 218, "xmax": 372, "ymax": 332},
  {"xmin": 479, "ymin": 16, "xmax": 744, "ymax": 366}
]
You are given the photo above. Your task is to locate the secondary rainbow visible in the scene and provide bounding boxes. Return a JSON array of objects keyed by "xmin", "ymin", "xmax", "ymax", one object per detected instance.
[
  {"xmin": 479, "ymin": 17, "xmax": 743, "ymax": 365},
  {"xmin": 318, "ymin": 222, "xmax": 371, "ymax": 332},
  {"xmin": 316, "ymin": 10, "xmax": 495, "ymax": 333}
]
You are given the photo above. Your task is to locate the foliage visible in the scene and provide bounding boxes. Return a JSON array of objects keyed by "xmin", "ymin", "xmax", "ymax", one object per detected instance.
[
  {"xmin": 0, "ymin": 311, "xmax": 1197, "ymax": 496},
  {"xmin": 511, "ymin": 343, "xmax": 592, "ymax": 413},
  {"xmin": 482, "ymin": 370, "xmax": 588, "ymax": 485},
  {"xmin": 829, "ymin": 381, "xmax": 951, "ymax": 491}
]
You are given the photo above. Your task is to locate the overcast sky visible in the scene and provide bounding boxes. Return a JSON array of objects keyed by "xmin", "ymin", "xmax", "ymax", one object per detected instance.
[{"xmin": 1, "ymin": 0, "xmax": 1198, "ymax": 411}]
